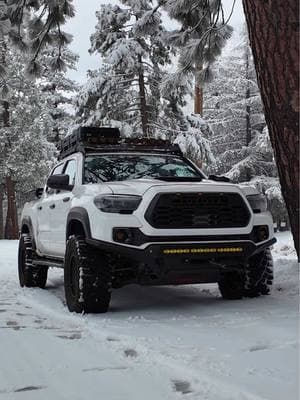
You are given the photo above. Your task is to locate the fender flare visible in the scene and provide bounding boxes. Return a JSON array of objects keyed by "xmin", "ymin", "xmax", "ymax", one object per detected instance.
[
  {"xmin": 20, "ymin": 217, "xmax": 37, "ymax": 251},
  {"xmin": 66, "ymin": 207, "xmax": 92, "ymax": 240}
]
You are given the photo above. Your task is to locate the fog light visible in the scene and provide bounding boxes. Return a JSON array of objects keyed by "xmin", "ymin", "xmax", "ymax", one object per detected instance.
[
  {"xmin": 113, "ymin": 228, "xmax": 133, "ymax": 244},
  {"xmin": 253, "ymin": 225, "xmax": 269, "ymax": 242}
]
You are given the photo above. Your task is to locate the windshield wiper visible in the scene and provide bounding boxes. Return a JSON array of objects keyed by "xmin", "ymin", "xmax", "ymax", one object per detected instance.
[{"xmin": 86, "ymin": 168, "xmax": 108, "ymax": 182}]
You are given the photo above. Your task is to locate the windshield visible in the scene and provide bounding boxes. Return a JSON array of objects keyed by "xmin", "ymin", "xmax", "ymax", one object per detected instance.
[{"xmin": 84, "ymin": 154, "xmax": 202, "ymax": 183}]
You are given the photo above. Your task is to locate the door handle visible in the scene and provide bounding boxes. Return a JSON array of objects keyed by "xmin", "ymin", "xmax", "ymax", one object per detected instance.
[
  {"xmin": 38, "ymin": 206, "xmax": 42, "ymax": 210},
  {"xmin": 63, "ymin": 197, "xmax": 70, "ymax": 203},
  {"xmin": 49, "ymin": 204, "xmax": 55, "ymax": 209}
]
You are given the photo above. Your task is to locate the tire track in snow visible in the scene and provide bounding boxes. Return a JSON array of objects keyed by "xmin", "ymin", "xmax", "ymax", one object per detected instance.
[
  {"xmin": 0, "ymin": 240, "xmax": 298, "ymax": 400},
  {"xmin": 1, "ymin": 274, "xmax": 268, "ymax": 400}
]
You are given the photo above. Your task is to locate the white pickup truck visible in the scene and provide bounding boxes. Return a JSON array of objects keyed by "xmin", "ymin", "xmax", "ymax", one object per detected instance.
[{"xmin": 19, "ymin": 127, "xmax": 276, "ymax": 313}]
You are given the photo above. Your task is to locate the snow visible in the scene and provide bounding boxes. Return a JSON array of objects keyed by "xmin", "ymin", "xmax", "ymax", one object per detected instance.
[{"xmin": 0, "ymin": 233, "xmax": 298, "ymax": 400}]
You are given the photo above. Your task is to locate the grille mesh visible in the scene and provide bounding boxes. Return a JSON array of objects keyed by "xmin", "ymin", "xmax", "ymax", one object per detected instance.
[{"xmin": 145, "ymin": 192, "xmax": 250, "ymax": 229}]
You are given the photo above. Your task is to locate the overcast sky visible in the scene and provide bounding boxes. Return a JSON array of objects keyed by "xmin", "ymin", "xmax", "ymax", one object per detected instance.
[{"xmin": 65, "ymin": 0, "xmax": 245, "ymax": 83}]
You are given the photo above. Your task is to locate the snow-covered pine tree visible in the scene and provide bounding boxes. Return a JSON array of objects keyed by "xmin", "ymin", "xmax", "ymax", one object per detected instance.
[
  {"xmin": 163, "ymin": 0, "xmax": 233, "ymax": 115},
  {"xmin": 39, "ymin": 43, "xmax": 79, "ymax": 144},
  {"xmin": 77, "ymin": 1, "xmax": 173, "ymax": 138},
  {"xmin": 0, "ymin": 0, "xmax": 75, "ymax": 75},
  {"xmin": 0, "ymin": 47, "xmax": 56, "ymax": 238},
  {"xmin": 204, "ymin": 28, "xmax": 288, "ymax": 226},
  {"xmin": 0, "ymin": 0, "xmax": 74, "ymax": 238},
  {"xmin": 204, "ymin": 28, "xmax": 273, "ymax": 179},
  {"xmin": 76, "ymin": 1, "xmax": 215, "ymax": 168}
]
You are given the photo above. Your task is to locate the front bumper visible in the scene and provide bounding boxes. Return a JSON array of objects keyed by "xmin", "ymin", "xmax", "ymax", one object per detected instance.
[{"xmin": 86, "ymin": 236, "xmax": 276, "ymax": 286}]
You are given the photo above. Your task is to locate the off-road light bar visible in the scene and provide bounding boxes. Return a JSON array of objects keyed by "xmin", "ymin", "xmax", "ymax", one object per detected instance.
[{"xmin": 163, "ymin": 247, "xmax": 244, "ymax": 255}]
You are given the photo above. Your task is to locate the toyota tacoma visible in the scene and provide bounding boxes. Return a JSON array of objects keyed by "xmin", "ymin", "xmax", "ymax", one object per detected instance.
[{"xmin": 19, "ymin": 127, "xmax": 276, "ymax": 313}]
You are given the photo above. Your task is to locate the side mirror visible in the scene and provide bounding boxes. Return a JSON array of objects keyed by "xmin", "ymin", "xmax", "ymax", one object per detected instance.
[
  {"xmin": 208, "ymin": 174, "xmax": 231, "ymax": 183},
  {"xmin": 35, "ymin": 188, "xmax": 44, "ymax": 199},
  {"xmin": 47, "ymin": 174, "xmax": 73, "ymax": 191}
]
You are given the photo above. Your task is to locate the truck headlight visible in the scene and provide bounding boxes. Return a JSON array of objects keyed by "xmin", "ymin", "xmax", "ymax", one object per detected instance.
[
  {"xmin": 246, "ymin": 194, "xmax": 267, "ymax": 213},
  {"xmin": 94, "ymin": 195, "xmax": 142, "ymax": 214}
]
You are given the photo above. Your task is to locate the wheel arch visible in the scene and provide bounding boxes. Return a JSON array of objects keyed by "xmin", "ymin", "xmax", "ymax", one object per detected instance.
[
  {"xmin": 20, "ymin": 217, "xmax": 37, "ymax": 250},
  {"xmin": 66, "ymin": 208, "xmax": 92, "ymax": 241}
]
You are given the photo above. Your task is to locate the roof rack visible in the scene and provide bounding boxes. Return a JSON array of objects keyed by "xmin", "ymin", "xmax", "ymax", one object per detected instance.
[{"xmin": 58, "ymin": 126, "xmax": 182, "ymax": 160}]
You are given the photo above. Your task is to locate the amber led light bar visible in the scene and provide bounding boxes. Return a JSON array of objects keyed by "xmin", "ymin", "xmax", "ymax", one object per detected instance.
[{"xmin": 163, "ymin": 247, "xmax": 244, "ymax": 255}]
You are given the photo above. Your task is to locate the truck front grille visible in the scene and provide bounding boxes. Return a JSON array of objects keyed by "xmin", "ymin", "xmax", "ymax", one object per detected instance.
[{"xmin": 145, "ymin": 192, "xmax": 250, "ymax": 229}]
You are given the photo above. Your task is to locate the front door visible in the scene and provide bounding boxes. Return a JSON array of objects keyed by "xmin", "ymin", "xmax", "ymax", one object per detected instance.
[
  {"xmin": 47, "ymin": 159, "xmax": 77, "ymax": 257},
  {"xmin": 36, "ymin": 163, "xmax": 65, "ymax": 255}
]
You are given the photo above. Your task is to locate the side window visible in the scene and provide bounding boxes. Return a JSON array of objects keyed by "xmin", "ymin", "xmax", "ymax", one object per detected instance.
[
  {"xmin": 63, "ymin": 159, "xmax": 77, "ymax": 186},
  {"xmin": 46, "ymin": 163, "xmax": 64, "ymax": 194},
  {"xmin": 51, "ymin": 163, "xmax": 64, "ymax": 176}
]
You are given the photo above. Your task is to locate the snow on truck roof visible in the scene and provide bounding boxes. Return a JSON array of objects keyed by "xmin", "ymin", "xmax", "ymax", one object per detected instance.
[{"xmin": 58, "ymin": 126, "xmax": 182, "ymax": 160}]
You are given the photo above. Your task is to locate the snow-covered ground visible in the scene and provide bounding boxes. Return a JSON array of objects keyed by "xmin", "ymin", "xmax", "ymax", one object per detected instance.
[{"xmin": 0, "ymin": 232, "xmax": 298, "ymax": 400}]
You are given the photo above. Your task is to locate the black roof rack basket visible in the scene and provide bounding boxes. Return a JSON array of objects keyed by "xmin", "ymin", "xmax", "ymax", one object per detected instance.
[{"xmin": 58, "ymin": 126, "xmax": 182, "ymax": 160}]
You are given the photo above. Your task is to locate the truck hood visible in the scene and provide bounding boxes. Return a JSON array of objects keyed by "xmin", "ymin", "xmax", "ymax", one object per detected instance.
[{"xmin": 105, "ymin": 178, "xmax": 259, "ymax": 196}]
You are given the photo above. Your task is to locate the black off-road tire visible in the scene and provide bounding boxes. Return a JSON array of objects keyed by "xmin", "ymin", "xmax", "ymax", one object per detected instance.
[
  {"xmin": 18, "ymin": 233, "xmax": 48, "ymax": 288},
  {"xmin": 218, "ymin": 248, "xmax": 274, "ymax": 300},
  {"xmin": 64, "ymin": 235, "xmax": 111, "ymax": 313},
  {"xmin": 218, "ymin": 271, "xmax": 245, "ymax": 300},
  {"xmin": 244, "ymin": 248, "xmax": 274, "ymax": 297}
]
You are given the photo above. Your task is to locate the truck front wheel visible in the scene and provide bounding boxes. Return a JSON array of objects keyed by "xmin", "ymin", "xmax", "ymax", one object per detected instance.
[
  {"xmin": 244, "ymin": 248, "xmax": 274, "ymax": 297},
  {"xmin": 64, "ymin": 235, "xmax": 111, "ymax": 313},
  {"xmin": 218, "ymin": 248, "xmax": 274, "ymax": 300}
]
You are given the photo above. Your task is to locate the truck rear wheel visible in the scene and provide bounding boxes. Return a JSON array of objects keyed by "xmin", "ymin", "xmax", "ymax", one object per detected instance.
[
  {"xmin": 218, "ymin": 248, "xmax": 273, "ymax": 299},
  {"xmin": 64, "ymin": 235, "xmax": 111, "ymax": 313},
  {"xmin": 18, "ymin": 234, "xmax": 48, "ymax": 288}
]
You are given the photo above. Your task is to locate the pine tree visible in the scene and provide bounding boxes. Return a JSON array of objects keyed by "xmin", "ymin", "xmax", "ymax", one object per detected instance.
[
  {"xmin": 76, "ymin": 1, "xmax": 215, "ymax": 166},
  {"xmin": 204, "ymin": 28, "xmax": 273, "ymax": 180},
  {"xmin": 204, "ymin": 29, "xmax": 288, "ymax": 225},
  {"xmin": 163, "ymin": 0, "xmax": 233, "ymax": 115},
  {"xmin": 78, "ymin": 1, "xmax": 173, "ymax": 138},
  {"xmin": 243, "ymin": 0, "xmax": 299, "ymax": 256},
  {"xmin": 39, "ymin": 44, "xmax": 79, "ymax": 143},
  {"xmin": 0, "ymin": 0, "xmax": 76, "ymax": 238},
  {"xmin": 0, "ymin": 0, "xmax": 75, "ymax": 75},
  {"xmin": 0, "ymin": 47, "xmax": 57, "ymax": 238}
]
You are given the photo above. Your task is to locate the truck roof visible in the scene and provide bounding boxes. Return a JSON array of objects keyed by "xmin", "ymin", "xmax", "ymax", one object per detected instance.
[{"xmin": 58, "ymin": 127, "xmax": 183, "ymax": 160}]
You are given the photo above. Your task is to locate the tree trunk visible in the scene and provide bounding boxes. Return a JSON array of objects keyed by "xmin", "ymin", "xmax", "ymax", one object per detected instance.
[
  {"xmin": 0, "ymin": 183, "xmax": 4, "ymax": 239},
  {"xmin": 5, "ymin": 175, "xmax": 19, "ymax": 239},
  {"xmin": 137, "ymin": 54, "xmax": 149, "ymax": 137},
  {"xmin": 245, "ymin": 40, "xmax": 252, "ymax": 181},
  {"xmin": 194, "ymin": 64, "xmax": 203, "ymax": 115},
  {"xmin": 1, "ymin": 98, "xmax": 19, "ymax": 239},
  {"xmin": 245, "ymin": 42, "xmax": 251, "ymax": 147},
  {"xmin": 194, "ymin": 85, "xmax": 203, "ymax": 115},
  {"xmin": 243, "ymin": 0, "xmax": 299, "ymax": 256}
]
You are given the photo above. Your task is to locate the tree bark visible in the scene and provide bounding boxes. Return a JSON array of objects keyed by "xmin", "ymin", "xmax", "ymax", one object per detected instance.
[
  {"xmin": 0, "ymin": 26, "xmax": 19, "ymax": 240},
  {"xmin": 194, "ymin": 64, "xmax": 203, "ymax": 115},
  {"xmin": 0, "ymin": 183, "xmax": 4, "ymax": 239},
  {"xmin": 245, "ymin": 40, "xmax": 252, "ymax": 181},
  {"xmin": 2, "ymin": 99, "xmax": 19, "ymax": 239},
  {"xmin": 245, "ymin": 42, "xmax": 251, "ymax": 147},
  {"xmin": 194, "ymin": 84, "xmax": 203, "ymax": 115},
  {"xmin": 243, "ymin": 0, "xmax": 299, "ymax": 256},
  {"xmin": 5, "ymin": 176, "xmax": 19, "ymax": 239},
  {"xmin": 137, "ymin": 54, "xmax": 149, "ymax": 137}
]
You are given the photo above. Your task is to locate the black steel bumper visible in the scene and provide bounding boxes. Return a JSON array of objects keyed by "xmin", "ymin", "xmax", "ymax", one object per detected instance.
[{"xmin": 86, "ymin": 237, "xmax": 276, "ymax": 285}]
